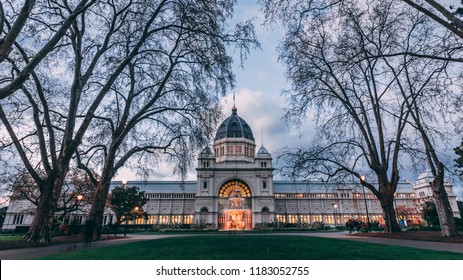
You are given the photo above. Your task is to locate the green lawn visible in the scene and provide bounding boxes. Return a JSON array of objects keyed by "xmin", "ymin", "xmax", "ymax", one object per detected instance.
[
  {"xmin": 39, "ymin": 235, "xmax": 463, "ymax": 260},
  {"xmin": 0, "ymin": 235, "xmax": 23, "ymax": 241}
]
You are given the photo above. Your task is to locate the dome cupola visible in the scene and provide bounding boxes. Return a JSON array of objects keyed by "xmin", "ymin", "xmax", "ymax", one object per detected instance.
[
  {"xmin": 214, "ymin": 106, "xmax": 254, "ymax": 141},
  {"xmin": 213, "ymin": 106, "xmax": 256, "ymax": 163}
]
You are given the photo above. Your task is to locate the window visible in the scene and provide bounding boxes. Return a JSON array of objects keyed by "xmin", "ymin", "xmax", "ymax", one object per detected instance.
[
  {"xmin": 203, "ymin": 181, "xmax": 208, "ymax": 190},
  {"xmin": 135, "ymin": 217, "xmax": 145, "ymax": 225},
  {"xmin": 172, "ymin": 215, "xmax": 182, "ymax": 224},
  {"xmin": 159, "ymin": 215, "xmax": 169, "ymax": 224},
  {"xmin": 262, "ymin": 181, "xmax": 267, "ymax": 190},
  {"xmin": 147, "ymin": 216, "xmax": 157, "ymax": 224},
  {"xmin": 184, "ymin": 215, "xmax": 193, "ymax": 224},
  {"xmin": 300, "ymin": 215, "xmax": 310, "ymax": 223},
  {"xmin": 312, "ymin": 215, "xmax": 323, "ymax": 222},
  {"xmin": 13, "ymin": 214, "xmax": 24, "ymax": 224},
  {"xmin": 276, "ymin": 214, "xmax": 286, "ymax": 223},
  {"xmin": 288, "ymin": 215, "xmax": 298, "ymax": 223}
]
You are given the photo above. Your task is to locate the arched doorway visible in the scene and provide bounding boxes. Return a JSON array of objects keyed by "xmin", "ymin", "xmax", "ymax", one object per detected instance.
[
  {"xmin": 217, "ymin": 180, "xmax": 252, "ymax": 230},
  {"xmin": 199, "ymin": 207, "xmax": 209, "ymax": 224},
  {"xmin": 261, "ymin": 207, "xmax": 270, "ymax": 223}
]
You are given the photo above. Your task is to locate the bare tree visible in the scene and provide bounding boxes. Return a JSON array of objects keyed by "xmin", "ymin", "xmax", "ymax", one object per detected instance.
[
  {"xmin": 264, "ymin": 0, "xmax": 461, "ymax": 234},
  {"xmin": 387, "ymin": 50, "xmax": 460, "ymax": 236},
  {"xmin": 400, "ymin": 0, "xmax": 463, "ymax": 39},
  {"xmin": 11, "ymin": 169, "xmax": 96, "ymax": 221},
  {"xmin": 77, "ymin": 0, "xmax": 257, "ymax": 238},
  {"xmin": 0, "ymin": 0, "xmax": 257, "ymax": 243},
  {"xmin": 0, "ymin": 0, "xmax": 94, "ymax": 100}
]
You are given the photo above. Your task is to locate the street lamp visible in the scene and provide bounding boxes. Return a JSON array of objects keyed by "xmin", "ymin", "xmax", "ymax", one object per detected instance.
[
  {"xmin": 332, "ymin": 203, "xmax": 338, "ymax": 227},
  {"xmin": 76, "ymin": 194, "xmax": 84, "ymax": 201},
  {"xmin": 359, "ymin": 175, "xmax": 371, "ymax": 233}
]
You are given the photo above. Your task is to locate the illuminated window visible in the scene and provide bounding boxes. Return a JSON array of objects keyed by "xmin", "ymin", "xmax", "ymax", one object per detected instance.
[
  {"xmin": 312, "ymin": 215, "xmax": 322, "ymax": 222},
  {"xmin": 184, "ymin": 215, "xmax": 193, "ymax": 224},
  {"xmin": 172, "ymin": 215, "xmax": 182, "ymax": 224},
  {"xmin": 218, "ymin": 180, "xmax": 252, "ymax": 197},
  {"xmin": 135, "ymin": 218, "xmax": 145, "ymax": 225},
  {"xmin": 147, "ymin": 216, "xmax": 157, "ymax": 224},
  {"xmin": 159, "ymin": 215, "xmax": 169, "ymax": 224},
  {"xmin": 325, "ymin": 215, "xmax": 334, "ymax": 224},
  {"xmin": 288, "ymin": 215, "xmax": 298, "ymax": 223},
  {"xmin": 276, "ymin": 214, "xmax": 286, "ymax": 223}
]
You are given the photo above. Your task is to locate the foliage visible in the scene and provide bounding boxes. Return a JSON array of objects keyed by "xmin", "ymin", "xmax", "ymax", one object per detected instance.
[
  {"xmin": 109, "ymin": 185, "xmax": 147, "ymax": 225},
  {"xmin": 455, "ymin": 140, "xmax": 463, "ymax": 177},
  {"xmin": 395, "ymin": 205, "xmax": 416, "ymax": 222},
  {"xmin": 458, "ymin": 200, "xmax": 463, "ymax": 217},
  {"xmin": 421, "ymin": 200, "xmax": 440, "ymax": 227},
  {"xmin": 9, "ymin": 169, "xmax": 96, "ymax": 221},
  {"xmin": 405, "ymin": 225, "xmax": 441, "ymax": 231},
  {"xmin": 454, "ymin": 217, "xmax": 463, "ymax": 231},
  {"xmin": 0, "ymin": 206, "xmax": 7, "ymax": 227}
]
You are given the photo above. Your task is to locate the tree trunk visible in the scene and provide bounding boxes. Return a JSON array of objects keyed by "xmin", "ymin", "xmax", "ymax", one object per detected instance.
[
  {"xmin": 88, "ymin": 152, "xmax": 116, "ymax": 240},
  {"xmin": 88, "ymin": 179, "xmax": 112, "ymax": 240},
  {"xmin": 379, "ymin": 197, "xmax": 401, "ymax": 233},
  {"xmin": 22, "ymin": 184, "xmax": 54, "ymax": 243},
  {"xmin": 23, "ymin": 175, "xmax": 65, "ymax": 243},
  {"xmin": 432, "ymin": 165, "xmax": 458, "ymax": 237}
]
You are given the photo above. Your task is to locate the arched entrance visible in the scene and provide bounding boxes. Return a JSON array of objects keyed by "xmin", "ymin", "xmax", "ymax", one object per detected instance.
[{"xmin": 218, "ymin": 180, "xmax": 252, "ymax": 230}]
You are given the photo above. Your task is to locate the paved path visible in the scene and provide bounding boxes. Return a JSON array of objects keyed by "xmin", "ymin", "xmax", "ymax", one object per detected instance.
[
  {"xmin": 1, "ymin": 231, "xmax": 462, "ymax": 260},
  {"xmin": 277, "ymin": 231, "xmax": 463, "ymax": 253}
]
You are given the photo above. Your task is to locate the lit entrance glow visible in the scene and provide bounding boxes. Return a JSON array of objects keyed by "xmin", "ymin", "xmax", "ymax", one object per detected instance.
[{"xmin": 218, "ymin": 180, "xmax": 252, "ymax": 230}]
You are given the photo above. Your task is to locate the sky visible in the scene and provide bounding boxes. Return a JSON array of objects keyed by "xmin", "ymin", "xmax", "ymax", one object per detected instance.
[
  {"xmin": 104, "ymin": 1, "xmax": 462, "ymax": 197},
  {"xmin": 115, "ymin": 0, "xmax": 313, "ymax": 182}
]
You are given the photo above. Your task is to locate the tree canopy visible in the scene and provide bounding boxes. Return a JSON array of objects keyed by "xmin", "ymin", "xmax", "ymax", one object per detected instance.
[
  {"xmin": 109, "ymin": 185, "xmax": 147, "ymax": 226},
  {"xmin": 0, "ymin": 0, "xmax": 257, "ymax": 243},
  {"xmin": 262, "ymin": 0, "xmax": 462, "ymax": 235}
]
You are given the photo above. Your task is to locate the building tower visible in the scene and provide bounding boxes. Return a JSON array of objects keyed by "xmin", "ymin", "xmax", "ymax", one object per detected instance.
[{"xmin": 196, "ymin": 106, "xmax": 274, "ymax": 229}]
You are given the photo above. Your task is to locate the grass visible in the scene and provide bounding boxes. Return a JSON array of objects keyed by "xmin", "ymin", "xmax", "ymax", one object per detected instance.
[
  {"xmin": 0, "ymin": 235, "xmax": 23, "ymax": 241},
  {"xmin": 39, "ymin": 235, "xmax": 463, "ymax": 260}
]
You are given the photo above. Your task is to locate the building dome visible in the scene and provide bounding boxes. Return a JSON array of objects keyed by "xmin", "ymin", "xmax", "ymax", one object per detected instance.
[
  {"xmin": 414, "ymin": 170, "xmax": 452, "ymax": 189},
  {"xmin": 214, "ymin": 107, "xmax": 254, "ymax": 141},
  {"xmin": 200, "ymin": 146, "xmax": 213, "ymax": 157},
  {"xmin": 257, "ymin": 146, "xmax": 269, "ymax": 155},
  {"xmin": 416, "ymin": 170, "xmax": 434, "ymax": 182}
]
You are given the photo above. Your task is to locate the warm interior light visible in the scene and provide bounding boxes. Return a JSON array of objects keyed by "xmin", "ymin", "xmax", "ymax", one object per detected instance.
[
  {"xmin": 76, "ymin": 194, "xmax": 84, "ymax": 201},
  {"xmin": 360, "ymin": 175, "xmax": 366, "ymax": 182}
]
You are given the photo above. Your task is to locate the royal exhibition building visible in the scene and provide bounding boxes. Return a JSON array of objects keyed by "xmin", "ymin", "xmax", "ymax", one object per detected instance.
[{"xmin": 2, "ymin": 106, "xmax": 461, "ymax": 232}]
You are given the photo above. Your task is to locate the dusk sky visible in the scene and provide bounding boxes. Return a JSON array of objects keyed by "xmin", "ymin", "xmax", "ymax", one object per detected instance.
[
  {"xmin": 114, "ymin": 1, "xmax": 462, "ymax": 198},
  {"xmin": 115, "ymin": 0, "xmax": 314, "ymax": 182}
]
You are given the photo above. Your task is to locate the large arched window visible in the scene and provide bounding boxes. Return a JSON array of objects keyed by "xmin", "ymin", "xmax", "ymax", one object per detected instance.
[{"xmin": 218, "ymin": 180, "xmax": 251, "ymax": 197}]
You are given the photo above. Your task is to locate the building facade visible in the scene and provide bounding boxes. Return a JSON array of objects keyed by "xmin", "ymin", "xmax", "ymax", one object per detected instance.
[{"xmin": 2, "ymin": 107, "xmax": 461, "ymax": 232}]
